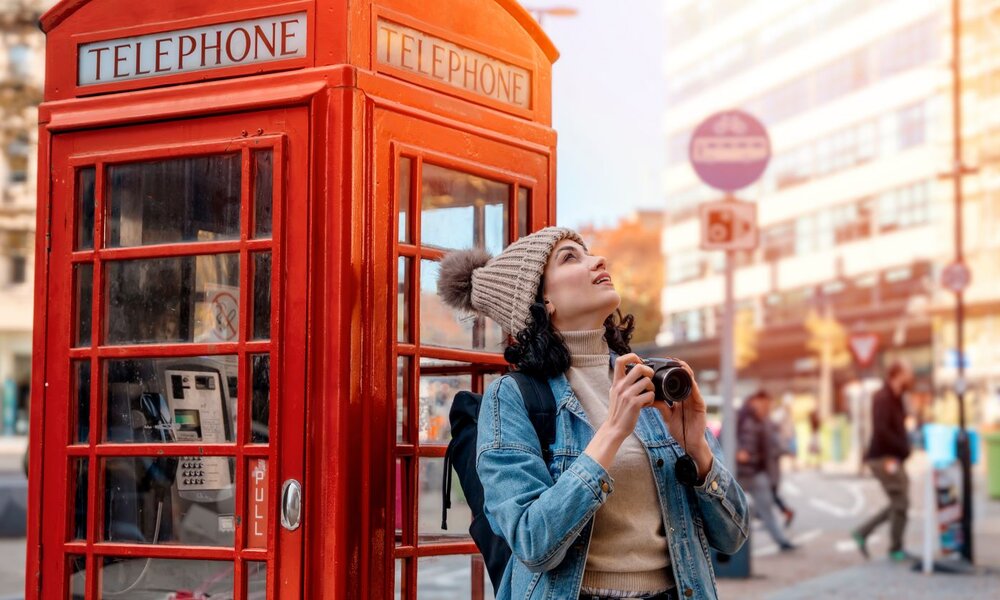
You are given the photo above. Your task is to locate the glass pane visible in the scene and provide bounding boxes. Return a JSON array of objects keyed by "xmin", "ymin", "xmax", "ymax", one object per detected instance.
[
  {"xmin": 418, "ymin": 362, "xmax": 470, "ymax": 444},
  {"xmin": 398, "ymin": 157, "xmax": 412, "ymax": 243},
  {"xmin": 71, "ymin": 459, "xmax": 88, "ymax": 540},
  {"xmin": 421, "ymin": 163, "xmax": 510, "ymax": 254},
  {"xmin": 420, "ymin": 457, "xmax": 469, "ymax": 543},
  {"xmin": 395, "ymin": 458, "xmax": 412, "ymax": 547},
  {"xmin": 74, "ymin": 263, "xmax": 93, "ymax": 347},
  {"xmin": 254, "ymin": 150, "xmax": 273, "ymax": 239},
  {"xmin": 104, "ymin": 457, "xmax": 236, "ymax": 546},
  {"xmin": 253, "ymin": 252, "xmax": 271, "ymax": 340},
  {"xmin": 420, "ymin": 260, "xmax": 503, "ymax": 350},
  {"xmin": 397, "ymin": 357, "xmax": 410, "ymax": 443},
  {"xmin": 67, "ymin": 555, "xmax": 86, "ymax": 599},
  {"xmin": 247, "ymin": 561, "xmax": 267, "ymax": 598},
  {"xmin": 101, "ymin": 557, "xmax": 233, "ymax": 597},
  {"xmin": 395, "ymin": 558, "xmax": 404, "ymax": 600},
  {"xmin": 105, "ymin": 254, "xmax": 239, "ymax": 345},
  {"xmin": 397, "ymin": 257, "xmax": 411, "ymax": 343},
  {"xmin": 517, "ymin": 187, "xmax": 529, "ymax": 238},
  {"xmin": 106, "ymin": 154, "xmax": 241, "ymax": 247},
  {"xmin": 247, "ymin": 459, "xmax": 269, "ymax": 549},
  {"xmin": 73, "ymin": 360, "xmax": 91, "ymax": 444},
  {"xmin": 251, "ymin": 355, "xmax": 270, "ymax": 444},
  {"xmin": 104, "ymin": 356, "xmax": 237, "ymax": 444},
  {"xmin": 417, "ymin": 554, "xmax": 494, "ymax": 600},
  {"xmin": 76, "ymin": 167, "xmax": 95, "ymax": 251}
]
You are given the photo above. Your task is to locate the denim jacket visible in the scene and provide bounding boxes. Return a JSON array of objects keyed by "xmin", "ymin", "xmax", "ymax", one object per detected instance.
[{"xmin": 476, "ymin": 373, "xmax": 750, "ymax": 600}]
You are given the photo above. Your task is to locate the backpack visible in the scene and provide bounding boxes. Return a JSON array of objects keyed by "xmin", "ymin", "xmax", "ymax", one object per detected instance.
[{"xmin": 441, "ymin": 372, "xmax": 557, "ymax": 594}]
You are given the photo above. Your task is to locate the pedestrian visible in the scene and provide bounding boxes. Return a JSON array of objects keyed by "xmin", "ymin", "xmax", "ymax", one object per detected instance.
[
  {"xmin": 437, "ymin": 227, "xmax": 749, "ymax": 600},
  {"xmin": 851, "ymin": 359, "xmax": 915, "ymax": 562},
  {"xmin": 736, "ymin": 390, "xmax": 796, "ymax": 551},
  {"xmin": 767, "ymin": 412, "xmax": 795, "ymax": 528}
]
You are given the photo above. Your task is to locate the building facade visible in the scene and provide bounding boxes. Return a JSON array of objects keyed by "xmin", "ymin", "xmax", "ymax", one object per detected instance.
[
  {"xmin": 0, "ymin": 0, "xmax": 52, "ymax": 440},
  {"xmin": 657, "ymin": 0, "xmax": 1000, "ymax": 427}
]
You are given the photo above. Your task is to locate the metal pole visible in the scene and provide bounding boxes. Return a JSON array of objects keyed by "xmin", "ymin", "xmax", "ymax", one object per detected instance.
[
  {"xmin": 950, "ymin": 0, "xmax": 973, "ymax": 564},
  {"xmin": 722, "ymin": 245, "xmax": 736, "ymax": 472}
]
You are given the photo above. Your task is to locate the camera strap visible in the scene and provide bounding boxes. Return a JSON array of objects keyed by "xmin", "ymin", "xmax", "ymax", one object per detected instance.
[{"xmin": 675, "ymin": 400, "xmax": 700, "ymax": 487}]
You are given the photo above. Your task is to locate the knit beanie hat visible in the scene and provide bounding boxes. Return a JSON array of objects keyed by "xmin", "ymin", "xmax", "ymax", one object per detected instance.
[{"xmin": 437, "ymin": 227, "xmax": 587, "ymax": 336}]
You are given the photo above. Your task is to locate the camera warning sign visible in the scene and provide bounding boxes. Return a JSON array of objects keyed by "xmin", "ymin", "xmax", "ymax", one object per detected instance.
[{"xmin": 699, "ymin": 199, "xmax": 757, "ymax": 251}]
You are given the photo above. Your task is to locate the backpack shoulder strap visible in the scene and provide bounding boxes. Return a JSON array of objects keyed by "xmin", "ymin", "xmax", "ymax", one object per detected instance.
[{"xmin": 508, "ymin": 371, "xmax": 557, "ymax": 460}]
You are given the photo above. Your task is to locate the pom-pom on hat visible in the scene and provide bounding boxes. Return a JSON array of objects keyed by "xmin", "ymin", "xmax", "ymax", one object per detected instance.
[{"xmin": 437, "ymin": 227, "xmax": 586, "ymax": 336}]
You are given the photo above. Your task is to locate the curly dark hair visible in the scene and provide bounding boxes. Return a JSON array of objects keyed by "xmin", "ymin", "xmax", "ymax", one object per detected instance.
[{"xmin": 503, "ymin": 284, "xmax": 635, "ymax": 379}]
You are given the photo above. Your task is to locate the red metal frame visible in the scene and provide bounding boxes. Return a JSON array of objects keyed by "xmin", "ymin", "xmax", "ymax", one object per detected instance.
[{"xmin": 33, "ymin": 1, "xmax": 558, "ymax": 598}]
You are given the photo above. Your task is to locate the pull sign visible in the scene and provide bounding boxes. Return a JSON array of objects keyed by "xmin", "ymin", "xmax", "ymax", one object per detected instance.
[
  {"xmin": 78, "ymin": 12, "xmax": 307, "ymax": 86},
  {"xmin": 248, "ymin": 459, "xmax": 269, "ymax": 549}
]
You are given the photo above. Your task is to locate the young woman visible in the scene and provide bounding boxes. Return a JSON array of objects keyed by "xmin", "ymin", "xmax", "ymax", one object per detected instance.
[{"xmin": 438, "ymin": 227, "xmax": 749, "ymax": 600}]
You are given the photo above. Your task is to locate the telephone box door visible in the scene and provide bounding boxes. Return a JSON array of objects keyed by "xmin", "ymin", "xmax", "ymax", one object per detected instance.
[
  {"xmin": 378, "ymin": 106, "xmax": 551, "ymax": 598},
  {"xmin": 39, "ymin": 107, "xmax": 308, "ymax": 598}
]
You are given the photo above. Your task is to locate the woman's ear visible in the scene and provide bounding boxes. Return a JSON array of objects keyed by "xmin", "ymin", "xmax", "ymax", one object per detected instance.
[{"xmin": 543, "ymin": 299, "xmax": 554, "ymax": 316}]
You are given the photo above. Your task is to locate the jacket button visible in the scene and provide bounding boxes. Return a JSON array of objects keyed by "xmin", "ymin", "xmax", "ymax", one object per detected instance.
[
  {"xmin": 600, "ymin": 481, "xmax": 611, "ymax": 493},
  {"xmin": 684, "ymin": 588, "xmax": 693, "ymax": 597},
  {"xmin": 711, "ymin": 480, "xmax": 719, "ymax": 491},
  {"xmin": 656, "ymin": 458, "xmax": 664, "ymax": 467}
]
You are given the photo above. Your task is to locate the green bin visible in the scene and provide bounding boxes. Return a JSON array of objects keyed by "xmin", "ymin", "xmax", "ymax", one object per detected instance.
[{"xmin": 986, "ymin": 432, "xmax": 1000, "ymax": 500}]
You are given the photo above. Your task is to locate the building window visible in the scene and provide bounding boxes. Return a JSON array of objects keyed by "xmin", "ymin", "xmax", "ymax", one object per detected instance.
[
  {"xmin": 10, "ymin": 255, "xmax": 27, "ymax": 285},
  {"xmin": 897, "ymin": 103, "xmax": 926, "ymax": 149},
  {"xmin": 6, "ymin": 135, "xmax": 30, "ymax": 185},
  {"xmin": 668, "ymin": 251, "xmax": 704, "ymax": 284},
  {"xmin": 877, "ymin": 181, "xmax": 930, "ymax": 233},
  {"xmin": 762, "ymin": 222, "xmax": 795, "ymax": 262},
  {"xmin": 7, "ymin": 44, "xmax": 33, "ymax": 80}
]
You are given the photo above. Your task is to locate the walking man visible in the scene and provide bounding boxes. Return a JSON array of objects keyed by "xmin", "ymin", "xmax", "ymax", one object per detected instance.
[
  {"xmin": 737, "ymin": 390, "xmax": 796, "ymax": 551},
  {"xmin": 852, "ymin": 359, "xmax": 914, "ymax": 561}
]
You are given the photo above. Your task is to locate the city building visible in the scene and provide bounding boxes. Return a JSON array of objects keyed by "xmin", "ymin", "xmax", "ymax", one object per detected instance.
[
  {"xmin": 0, "ymin": 0, "xmax": 52, "ymax": 440},
  {"xmin": 657, "ymin": 0, "xmax": 1000, "ymax": 429}
]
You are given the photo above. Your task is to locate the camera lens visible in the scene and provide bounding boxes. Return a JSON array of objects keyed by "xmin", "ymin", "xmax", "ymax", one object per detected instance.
[{"xmin": 661, "ymin": 367, "xmax": 693, "ymax": 402}]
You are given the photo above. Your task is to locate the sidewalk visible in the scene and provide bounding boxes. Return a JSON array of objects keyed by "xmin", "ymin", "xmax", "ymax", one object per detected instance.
[
  {"xmin": 730, "ymin": 453, "xmax": 1000, "ymax": 599},
  {"xmin": 766, "ymin": 559, "xmax": 999, "ymax": 599}
]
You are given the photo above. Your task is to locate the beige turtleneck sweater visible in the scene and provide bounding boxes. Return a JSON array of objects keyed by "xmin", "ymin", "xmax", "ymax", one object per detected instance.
[{"xmin": 561, "ymin": 329, "xmax": 674, "ymax": 594}]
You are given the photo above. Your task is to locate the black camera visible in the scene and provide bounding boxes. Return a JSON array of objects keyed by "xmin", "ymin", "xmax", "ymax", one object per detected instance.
[{"xmin": 625, "ymin": 358, "xmax": 693, "ymax": 405}]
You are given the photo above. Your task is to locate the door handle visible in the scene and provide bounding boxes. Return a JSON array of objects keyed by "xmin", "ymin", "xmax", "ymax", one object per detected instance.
[{"xmin": 280, "ymin": 479, "xmax": 302, "ymax": 531}]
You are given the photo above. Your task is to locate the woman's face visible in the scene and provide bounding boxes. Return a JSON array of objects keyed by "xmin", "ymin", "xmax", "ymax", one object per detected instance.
[{"xmin": 541, "ymin": 239, "xmax": 621, "ymax": 331}]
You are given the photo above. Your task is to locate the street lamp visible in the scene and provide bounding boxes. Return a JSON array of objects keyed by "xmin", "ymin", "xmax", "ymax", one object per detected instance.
[{"xmin": 524, "ymin": 6, "xmax": 579, "ymax": 27}]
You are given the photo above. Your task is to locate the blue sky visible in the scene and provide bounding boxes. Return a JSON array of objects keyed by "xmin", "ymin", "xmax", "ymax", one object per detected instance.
[{"xmin": 525, "ymin": 1, "xmax": 666, "ymax": 229}]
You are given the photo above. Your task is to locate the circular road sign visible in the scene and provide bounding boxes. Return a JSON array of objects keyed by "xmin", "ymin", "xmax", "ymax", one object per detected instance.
[
  {"xmin": 942, "ymin": 261, "xmax": 971, "ymax": 293},
  {"xmin": 689, "ymin": 110, "xmax": 771, "ymax": 192}
]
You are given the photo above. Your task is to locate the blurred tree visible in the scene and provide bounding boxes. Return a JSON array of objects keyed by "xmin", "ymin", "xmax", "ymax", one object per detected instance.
[
  {"xmin": 734, "ymin": 307, "xmax": 758, "ymax": 370},
  {"xmin": 805, "ymin": 306, "xmax": 850, "ymax": 420},
  {"xmin": 579, "ymin": 211, "xmax": 664, "ymax": 345}
]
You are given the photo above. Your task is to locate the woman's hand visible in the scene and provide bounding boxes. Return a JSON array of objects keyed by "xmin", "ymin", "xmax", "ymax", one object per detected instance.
[
  {"xmin": 652, "ymin": 359, "xmax": 714, "ymax": 480},
  {"xmin": 584, "ymin": 353, "xmax": 654, "ymax": 471}
]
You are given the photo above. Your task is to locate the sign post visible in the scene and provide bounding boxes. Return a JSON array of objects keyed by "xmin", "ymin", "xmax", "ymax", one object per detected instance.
[{"xmin": 689, "ymin": 110, "xmax": 770, "ymax": 471}]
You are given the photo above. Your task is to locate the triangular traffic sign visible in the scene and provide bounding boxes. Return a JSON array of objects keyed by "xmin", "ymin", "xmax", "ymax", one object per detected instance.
[{"xmin": 848, "ymin": 333, "xmax": 879, "ymax": 368}]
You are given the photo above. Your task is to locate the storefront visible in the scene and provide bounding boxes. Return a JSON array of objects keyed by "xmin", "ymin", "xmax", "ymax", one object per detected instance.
[{"xmin": 29, "ymin": 1, "xmax": 558, "ymax": 597}]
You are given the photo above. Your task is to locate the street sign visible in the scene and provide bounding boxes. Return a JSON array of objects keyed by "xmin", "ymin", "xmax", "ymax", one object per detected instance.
[
  {"xmin": 699, "ymin": 199, "xmax": 757, "ymax": 251},
  {"xmin": 689, "ymin": 110, "xmax": 771, "ymax": 191},
  {"xmin": 848, "ymin": 332, "xmax": 880, "ymax": 368},
  {"xmin": 942, "ymin": 261, "xmax": 971, "ymax": 293}
]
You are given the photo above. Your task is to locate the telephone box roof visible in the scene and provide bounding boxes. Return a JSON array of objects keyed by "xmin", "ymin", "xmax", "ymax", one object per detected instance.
[{"xmin": 39, "ymin": 0, "xmax": 559, "ymax": 62}]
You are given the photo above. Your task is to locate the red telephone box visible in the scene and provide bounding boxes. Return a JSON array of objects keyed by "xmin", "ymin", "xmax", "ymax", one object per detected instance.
[{"xmin": 29, "ymin": 0, "xmax": 558, "ymax": 598}]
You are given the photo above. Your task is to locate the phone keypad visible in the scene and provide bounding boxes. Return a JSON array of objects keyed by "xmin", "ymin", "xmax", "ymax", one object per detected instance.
[{"xmin": 181, "ymin": 459, "xmax": 207, "ymax": 486}]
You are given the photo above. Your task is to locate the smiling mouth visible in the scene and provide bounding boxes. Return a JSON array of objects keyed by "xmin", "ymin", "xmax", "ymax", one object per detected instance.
[{"xmin": 594, "ymin": 276, "xmax": 613, "ymax": 285}]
